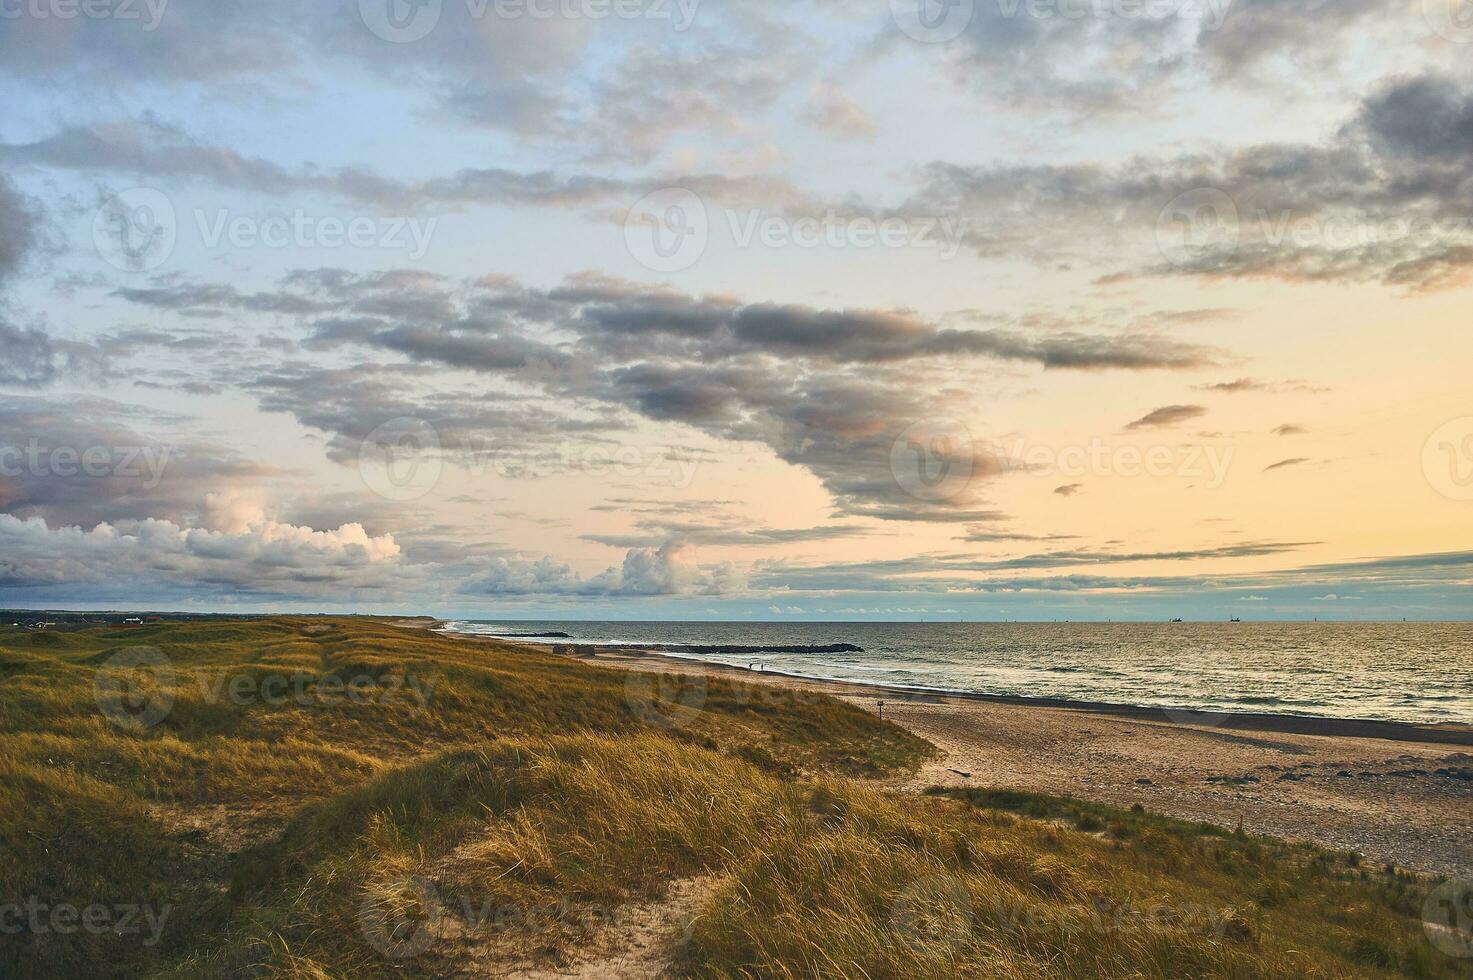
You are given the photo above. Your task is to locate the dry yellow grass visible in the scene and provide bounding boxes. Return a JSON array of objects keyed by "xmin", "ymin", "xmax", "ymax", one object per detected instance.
[{"xmin": 2, "ymin": 618, "xmax": 1467, "ymax": 978}]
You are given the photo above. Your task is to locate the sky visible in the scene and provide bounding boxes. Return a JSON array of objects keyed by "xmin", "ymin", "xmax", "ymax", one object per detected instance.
[{"xmin": 0, "ymin": 0, "xmax": 1471, "ymax": 620}]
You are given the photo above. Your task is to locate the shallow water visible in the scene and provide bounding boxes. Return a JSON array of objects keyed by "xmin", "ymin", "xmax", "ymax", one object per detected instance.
[{"xmin": 440, "ymin": 620, "xmax": 1473, "ymax": 725}]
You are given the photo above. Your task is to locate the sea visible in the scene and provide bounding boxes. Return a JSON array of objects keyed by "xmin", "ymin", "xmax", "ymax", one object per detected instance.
[{"xmin": 438, "ymin": 620, "xmax": 1473, "ymax": 726}]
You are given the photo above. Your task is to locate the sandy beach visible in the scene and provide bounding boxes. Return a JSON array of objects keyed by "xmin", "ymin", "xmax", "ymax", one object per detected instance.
[{"xmin": 475, "ymin": 633, "xmax": 1473, "ymax": 881}]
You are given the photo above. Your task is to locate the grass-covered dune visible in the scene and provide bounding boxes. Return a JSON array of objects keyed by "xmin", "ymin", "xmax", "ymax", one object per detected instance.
[{"xmin": 1, "ymin": 618, "xmax": 1466, "ymax": 978}]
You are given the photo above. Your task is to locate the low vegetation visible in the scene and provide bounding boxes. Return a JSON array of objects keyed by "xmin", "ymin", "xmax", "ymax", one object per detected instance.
[{"xmin": 1, "ymin": 618, "xmax": 1465, "ymax": 978}]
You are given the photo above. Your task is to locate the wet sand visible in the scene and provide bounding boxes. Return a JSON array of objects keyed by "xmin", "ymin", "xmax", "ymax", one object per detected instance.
[{"xmin": 482, "ymin": 635, "xmax": 1473, "ymax": 880}]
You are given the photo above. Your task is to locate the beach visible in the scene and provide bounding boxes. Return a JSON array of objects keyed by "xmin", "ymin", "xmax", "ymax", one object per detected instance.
[{"xmin": 491, "ymin": 634, "xmax": 1473, "ymax": 880}]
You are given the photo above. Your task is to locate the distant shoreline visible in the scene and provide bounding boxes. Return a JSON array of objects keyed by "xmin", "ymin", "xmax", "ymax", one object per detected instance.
[{"xmin": 424, "ymin": 621, "xmax": 1473, "ymax": 747}]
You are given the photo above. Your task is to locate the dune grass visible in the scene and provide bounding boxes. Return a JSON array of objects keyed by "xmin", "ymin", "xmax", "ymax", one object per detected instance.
[
  {"xmin": 1, "ymin": 618, "xmax": 1467, "ymax": 978},
  {"xmin": 0, "ymin": 617, "xmax": 928, "ymax": 977}
]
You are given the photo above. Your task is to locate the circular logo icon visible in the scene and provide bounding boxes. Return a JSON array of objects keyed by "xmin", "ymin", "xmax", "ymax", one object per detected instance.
[
  {"xmin": 359, "ymin": 875, "xmax": 442, "ymax": 960},
  {"xmin": 93, "ymin": 646, "xmax": 175, "ymax": 732},
  {"xmin": 93, "ymin": 188, "xmax": 176, "ymax": 273},
  {"xmin": 1424, "ymin": 881, "xmax": 1473, "ymax": 958},
  {"xmin": 890, "ymin": 0, "xmax": 975, "ymax": 43},
  {"xmin": 890, "ymin": 875, "xmax": 973, "ymax": 952},
  {"xmin": 360, "ymin": 0, "xmax": 442, "ymax": 42},
  {"xmin": 624, "ymin": 670, "xmax": 708, "ymax": 731},
  {"xmin": 623, "ymin": 188, "xmax": 709, "ymax": 273},
  {"xmin": 890, "ymin": 418, "xmax": 975, "ymax": 502},
  {"xmin": 1155, "ymin": 188, "xmax": 1239, "ymax": 269},
  {"xmin": 358, "ymin": 418, "xmax": 444, "ymax": 502},
  {"xmin": 1422, "ymin": 417, "xmax": 1473, "ymax": 502},
  {"xmin": 1424, "ymin": 0, "xmax": 1473, "ymax": 42}
]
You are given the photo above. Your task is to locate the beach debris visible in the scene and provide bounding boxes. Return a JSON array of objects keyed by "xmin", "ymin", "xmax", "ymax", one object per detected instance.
[
  {"xmin": 1205, "ymin": 775, "xmax": 1259, "ymax": 786},
  {"xmin": 1135, "ymin": 778, "xmax": 1153, "ymax": 785},
  {"xmin": 946, "ymin": 768, "xmax": 972, "ymax": 778}
]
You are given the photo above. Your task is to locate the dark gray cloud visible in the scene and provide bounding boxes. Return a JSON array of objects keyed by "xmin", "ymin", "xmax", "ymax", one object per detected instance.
[
  {"xmin": 960, "ymin": 526, "xmax": 1079, "ymax": 543},
  {"xmin": 0, "ymin": 396, "xmax": 284, "ymax": 529},
  {"xmin": 583, "ymin": 519, "xmax": 868, "ymax": 550},
  {"xmin": 113, "ymin": 269, "xmax": 1218, "ymax": 523},
  {"xmin": 935, "ymin": 0, "xmax": 1186, "ymax": 116},
  {"xmin": 1125, "ymin": 404, "xmax": 1207, "ymax": 429},
  {"xmin": 0, "ymin": 175, "xmax": 42, "ymax": 286},
  {"xmin": 744, "ymin": 546, "xmax": 1473, "ymax": 602},
  {"xmin": 904, "ymin": 72, "xmax": 1473, "ymax": 289},
  {"xmin": 1194, "ymin": 377, "xmax": 1330, "ymax": 395},
  {"xmin": 0, "ymin": 321, "xmax": 57, "ymax": 388},
  {"xmin": 0, "ymin": 117, "xmax": 803, "ymax": 213},
  {"xmin": 1263, "ymin": 457, "xmax": 1310, "ymax": 471},
  {"xmin": 0, "ymin": 176, "xmax": 60, "ymax": 387},
  {"xmin": 241, "ymin": 362, "xmax": 624, "ymax": 472},
  {"xmin": 897, "ymin": 0, "xmax": 1408, "ymax": 121},
  {"xmin": 1356, "ymin": 73, "xmax": 1473, "ymax": 163},
  {"xmin": 0, "ymin": 0, "xmax": 293, "ymax": 84},
  {"xmin": 751, "ymin": 539, "xmax": 1318, "ymax": 591}
]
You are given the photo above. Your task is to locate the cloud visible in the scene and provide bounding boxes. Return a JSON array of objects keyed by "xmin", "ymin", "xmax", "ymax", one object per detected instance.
[
  {"xmin": 111, "ymin": 269, "xmax": 1217, "ymax": 523},
  {"xmin": 1053, "ymin": 483, "xmax": 1084, "ymax": 497},
  {"xmin": 1272, "ymin": 424, "xmax": 1307, "ymax": 436},
  {"xmin": 0, "ymin": 176, "xmax": 63, "ymax": 387},
  {"xmin": 0, "ymin": 513, "xmax": 402, "ymax": 598},
  {"xmin": 960, "ymin": 526, "xmax": 1080, "ymax": 542},
  {"xmin": 0, "ymin": 508, "xmax": 745, "ymax": 602},
  {"xmin": 1356, "ymin": 73, "xmax": 1473, "ymax": 164},
  {"xmin": 455, "ymin": 539, "xmax": 745, "ymax": 598},
  {"xmin": 1194, "ymin": 378, "xmax": 1328, "ymax": 395},
  {"xmin": 0, "ymin": 321, "xmax": 57, "ymax": 388},
  {"xmin": 803, "ymin": 83, "xmax": 878, "ymax": 140},
  {"xmin": 584, "ymin": 520, "xmax": 866, "ymax": 550},
  {"xmin": 1198, "ymin": 377, "xmax": 1269, "ymax": 393},
  {"xmin": 0, "ymin": 396, "xmax": 287, "ymax": 529},
  {"xmin": 1125, "ymin": 404, "xmax": 1207, "ymax": 430},
  {"xmin": 748, "ymin": 540, "xmax": 1320, "ymax": 592},
  {"xmin": 0, "ymin": 175, "xmax": 42, "ymax": 286},
  {"xmin": 902, "ymin": 72, "xmax": 1473, "ymax": 289},
  {"xmin": 0, "ymin": 116, "xmax": 806, "ymax": 215},
  {"xmin": 1263, "ymin": 457, "xmax": 1310, "ymax": 471}
]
